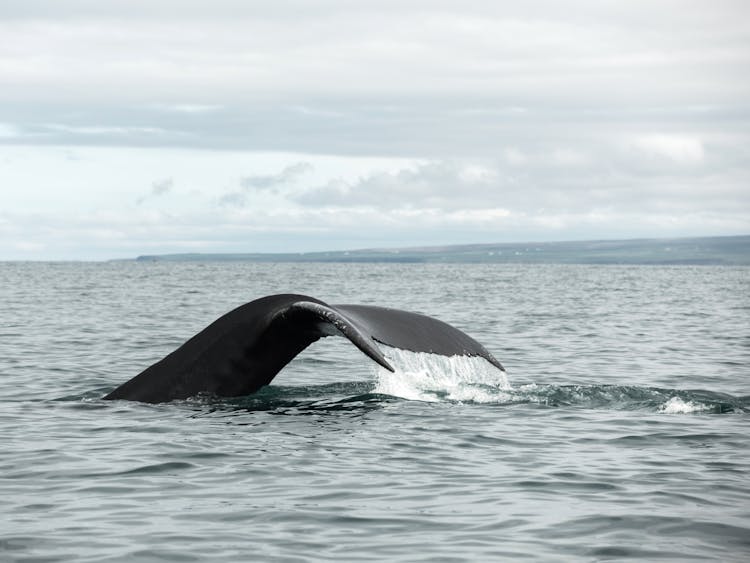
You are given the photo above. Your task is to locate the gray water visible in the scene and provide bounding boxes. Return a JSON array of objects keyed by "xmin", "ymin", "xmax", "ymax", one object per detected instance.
[{"xmin": 2, "ymin": 262, "xmax": 749, "ymax": 562}]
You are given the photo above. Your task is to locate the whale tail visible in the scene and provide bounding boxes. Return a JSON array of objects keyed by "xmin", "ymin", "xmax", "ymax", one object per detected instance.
[{"xmin": 104, "ymin": 294, "xmax": 504, "ymax": 403}]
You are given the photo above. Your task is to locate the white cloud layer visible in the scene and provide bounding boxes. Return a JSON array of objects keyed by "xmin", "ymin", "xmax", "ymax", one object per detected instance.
[{"xmin": 0, "ymin": 0, "xmax": 748, "ymax": 258}]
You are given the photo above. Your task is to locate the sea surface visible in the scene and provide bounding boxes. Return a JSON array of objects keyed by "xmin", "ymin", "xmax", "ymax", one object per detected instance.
[{"xmin": 2, "ymin": 262, "xmax": 749, "ymax": 562}]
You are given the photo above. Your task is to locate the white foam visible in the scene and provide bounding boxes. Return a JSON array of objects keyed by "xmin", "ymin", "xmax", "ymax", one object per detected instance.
[
  {"xmin": 372, "ymin": 348, "xmax": 511, "ymax": 403},
  {"xmin": 658, "ymin": 396, "xmax": 709, "ymax": 414}
]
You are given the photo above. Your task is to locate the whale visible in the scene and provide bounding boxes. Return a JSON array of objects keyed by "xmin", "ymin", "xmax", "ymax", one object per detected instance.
[{"xmin": 104, "ymin": 293, "xmax": 504, "ymax": 403}]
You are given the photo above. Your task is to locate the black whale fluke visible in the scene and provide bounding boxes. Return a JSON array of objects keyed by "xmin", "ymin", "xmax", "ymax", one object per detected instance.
[{"xmin": 104, "ymin": 293, "xmax": 504, "ymax": 404}]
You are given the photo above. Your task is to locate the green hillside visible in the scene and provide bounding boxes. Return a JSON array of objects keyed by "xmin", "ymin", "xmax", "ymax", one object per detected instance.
[{"xmin": 134, "ymin": 235, "xmax": 750, "ymax": 265}]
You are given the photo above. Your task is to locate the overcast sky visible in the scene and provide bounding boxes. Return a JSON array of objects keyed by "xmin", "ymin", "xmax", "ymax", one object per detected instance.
[{"xmin": 1, "ymin": 0, "xmax": 748, "ymax": 259}]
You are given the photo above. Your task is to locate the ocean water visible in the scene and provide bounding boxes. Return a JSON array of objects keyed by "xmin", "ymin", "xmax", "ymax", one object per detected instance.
[{"xmin": 2, "ymin": 262, "xmax": 749, "ymax": 562}]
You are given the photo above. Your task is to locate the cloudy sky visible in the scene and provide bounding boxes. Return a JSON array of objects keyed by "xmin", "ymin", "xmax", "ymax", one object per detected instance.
[{"xmin": 1, "ymin": 0, "xmax": 748, "ymax": 259}]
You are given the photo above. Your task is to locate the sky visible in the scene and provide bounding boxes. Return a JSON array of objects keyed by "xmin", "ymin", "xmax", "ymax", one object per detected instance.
[{"xmin": 1, "ymin": 0, "xmax": 749, "ymax": 260}]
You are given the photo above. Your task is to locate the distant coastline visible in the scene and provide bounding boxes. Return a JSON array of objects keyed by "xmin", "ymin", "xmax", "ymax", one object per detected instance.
[{"xmin": 129, "ymin": 235, "xmax": 750, "ymax": 265}]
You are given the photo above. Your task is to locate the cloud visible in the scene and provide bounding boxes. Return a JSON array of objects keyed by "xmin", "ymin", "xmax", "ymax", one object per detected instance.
[
  {"xmin": 296, "ymin": 161, "xmax": 500, "ymax": 209},
  {"xmin": 219, "ymin": 162, "xmax": 313, "ymax": 207},
  {"xmin": 0, "ymin": 1, "xmax": 748, "ymax": 258},
  {"xmin": 136, "ymin": 177, "xmax": 174, "ymax": 205},
  {"xmin": 158, "ymin": 104, "xmax": 223, "ymax": 114},
  {"xmin": 630, "ymin": 134, "xmax": 705, "ymax": 163},
  {"xmin": 240, "ymin": 162, "xmax": 313, "ymax": 190},
  {"xmin": 0, "ymin": 1, "xmax": 747, "ymax": 158},
  {"xmin": 41, "ymin": 123, "xmax": 168, "ymax": 137},
  {"xmin": 0, "ymin": 123, "xmax": 19, "ymax": 138},
  {"xmin": 151, "ymin": 177, "xmax": 173, "ymax": 196},
  {"xmin": 291, "ymin": 130, "xmax": 749, "ymax": 216}
]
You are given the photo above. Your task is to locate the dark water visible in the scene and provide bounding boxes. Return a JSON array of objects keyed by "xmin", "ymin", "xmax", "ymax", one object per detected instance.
[{"xmin": 2, "ymin": 262, "xmax": 749, "ymax": 562}]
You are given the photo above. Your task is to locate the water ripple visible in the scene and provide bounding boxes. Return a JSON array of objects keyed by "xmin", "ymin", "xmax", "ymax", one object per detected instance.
[{"xmin": 2, "ymin": 263, "xmax": 749, "ymax": 562}]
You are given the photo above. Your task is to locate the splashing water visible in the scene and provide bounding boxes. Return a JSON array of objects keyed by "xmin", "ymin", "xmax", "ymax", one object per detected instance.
[
  {"xmin": 373, "ymin": 347, "xmax": 512, "ymax": 403},
  {"xmin": 658, "ymin": 396, "xmax": 710, "ymax": 414},
  {"xmin": 371, "ymin": 349, "xmax": 745, "ymax": 414}
]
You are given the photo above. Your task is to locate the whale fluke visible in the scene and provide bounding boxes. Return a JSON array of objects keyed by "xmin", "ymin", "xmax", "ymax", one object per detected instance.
[{"xmin": 104, "ymin": 293, "xmax": 504, "ymax": 403}]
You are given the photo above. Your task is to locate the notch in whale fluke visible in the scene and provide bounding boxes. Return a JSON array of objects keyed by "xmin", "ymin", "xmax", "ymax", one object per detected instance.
[{"xmin": 104, "ymin": 293, "xmax": 504, "ymax": 404}]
